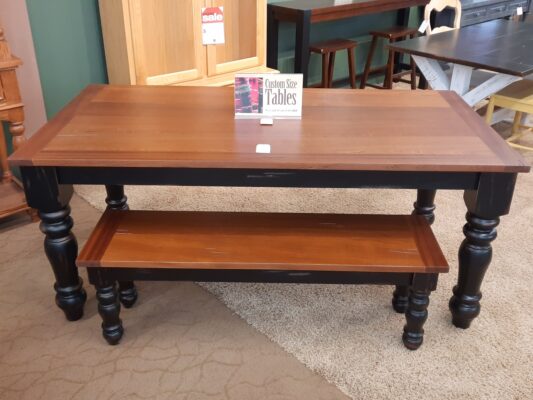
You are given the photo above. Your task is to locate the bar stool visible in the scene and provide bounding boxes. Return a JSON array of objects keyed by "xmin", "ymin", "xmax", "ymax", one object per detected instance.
[
  {"xmin": 310, "ymin": 39, "xmax": 357, "ymax": 88},
  {"xmin": 360, "ymin": 27, "xmax": 418, "ymax": 90}
]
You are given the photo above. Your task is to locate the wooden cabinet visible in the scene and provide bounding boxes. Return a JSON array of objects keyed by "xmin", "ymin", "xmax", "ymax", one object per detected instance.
[
  {"xmin": 99, "ymin": 0, "xmax": 275, "ymax": 87},
  {"xmin": 0, "ymin": 26, "xmax": 35, "ymax": 221}
]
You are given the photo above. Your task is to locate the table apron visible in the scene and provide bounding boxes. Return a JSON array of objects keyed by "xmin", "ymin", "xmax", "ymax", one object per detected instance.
[
  {"xmin": 55, "ymin": 167, "xmax": 480, "ymax": 190},
  {"xmin": 87, "ymin": 267, "xmax": 416, "ymax": 286}
]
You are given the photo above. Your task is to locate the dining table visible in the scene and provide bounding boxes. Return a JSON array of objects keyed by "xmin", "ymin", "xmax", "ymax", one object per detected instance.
[
  {"xmin": 388, "ymin": 19, "xmax": 533, "ymax": 107},
  {"xmin": 8, "ymin": 85, "xmax": 530, "ymax": 346}
]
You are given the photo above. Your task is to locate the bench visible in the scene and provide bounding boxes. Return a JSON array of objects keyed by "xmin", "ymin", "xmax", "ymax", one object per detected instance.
[{"xmin": 77, "ymin": 210, "xmax": 448, "ymax": 350}]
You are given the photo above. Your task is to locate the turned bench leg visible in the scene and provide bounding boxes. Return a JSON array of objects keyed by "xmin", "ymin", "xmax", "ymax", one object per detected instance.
[
  {"xmin": 393, "ymin": 189, "xmax": 437, "ymax": 313},
  {"xmin": 95, "ymin": 279, "xmax": 123, "ymax": 345},
  {"xmin": 402, "ymin": 273, "xmax": 438, "ymax": 350},
  {"xmin": 105, "ymin": 185, "xmax": 138, "ymax": 308}
]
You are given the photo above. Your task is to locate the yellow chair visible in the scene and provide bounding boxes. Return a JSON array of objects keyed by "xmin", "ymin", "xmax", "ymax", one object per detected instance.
[{"xmin": 486, "ymin": 80, "xmax": 533, "ymax": 151}]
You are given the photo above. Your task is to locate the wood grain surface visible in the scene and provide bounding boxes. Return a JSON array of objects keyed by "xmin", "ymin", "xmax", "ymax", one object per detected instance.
[
  {"xmin": 77, "ymin": 210, "xmax": 449, "ymax": 273},
  {"xmin": 389, "ymin": 19, "xmax": 533, "ymax": 77},
  {"xmin": 9, "ymin": 84, "xmax": 529, "ymax": 173}
]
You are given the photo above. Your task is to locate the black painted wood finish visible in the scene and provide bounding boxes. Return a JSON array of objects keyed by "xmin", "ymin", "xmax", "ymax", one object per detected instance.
[
  {"xmin": 104, "ymin": 185, "xmax": 138, "ymax": 309},
  {"xmin": 450, "ymin": 173, "xmax": 517, "ymax": 329},
  {"xmin": 20, "ymin": 167, "xmax": 86, "ymax": 321},
  {"xmin": 90, "ymin": 268, "xmax": 124, "ymax": 345},
  {"xmin": 393, "ymin": 189, "xmax": 438, "ymax": 314},
  {"xmin": 389, "ymin": 19, "xmax": 533, "ymax": 76},
  {"xmin": 403, "ymin": 273, "xmax": 438, "ymax": 350}
]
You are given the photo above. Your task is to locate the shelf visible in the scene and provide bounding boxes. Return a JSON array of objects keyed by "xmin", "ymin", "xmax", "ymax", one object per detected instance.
[
  {"xmin": 0, "ymin": 179, "xmax": 31, "ymax": 220},
  {"xmin": 77, "ymin": 210, "xmax": 448, "ymax": 274}
]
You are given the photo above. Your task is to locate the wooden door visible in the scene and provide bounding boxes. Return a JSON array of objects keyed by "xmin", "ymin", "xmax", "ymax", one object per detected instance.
[
  {"xmin": 206, "ymin": 0, "xmax": 265, "ymax": 76},
  {"xmin": 128, "ymin": 0, "xmax": 206, "ymax": 85}
]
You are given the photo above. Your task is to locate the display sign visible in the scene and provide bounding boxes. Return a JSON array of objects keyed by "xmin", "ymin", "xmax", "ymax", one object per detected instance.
[
  {"xmin": 234, "ymin": 74, "xmax": 303, "ymax": 119},
  {"xmin": 201, "ymin": 7, "xmax": 225, "ymax": 45}
]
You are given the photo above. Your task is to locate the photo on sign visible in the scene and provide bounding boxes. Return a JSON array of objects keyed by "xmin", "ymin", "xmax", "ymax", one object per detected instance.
[{"xmin": 234, "ymin": 74, "xmax": 303, "ymax": 119}]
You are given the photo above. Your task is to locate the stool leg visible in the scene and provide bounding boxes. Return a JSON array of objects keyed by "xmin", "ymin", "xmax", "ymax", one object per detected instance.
[
  {"xmin": 485, "ymin": 97, "xmax": 496, "ymax": 125},
  {"xmin": 321, "ymin": 53, "xmax": 329, "ymax": 88},
  {"xmin": 409, "ymin": 34, "xmax": 417, "ymax": 90},
  {"xmin": 360, "ymin": 36, "xmax": 378, "ymax": 89},
  {"xmin": 328, "ymin": 52, "xmax": 336, "ymax": 88},
  {"xmin": 512, "ymin": 111, "xmax": 523, "ymax": 136},
  {"xmin": 347, "ymin": 47, "xmax": 356, "ymax": 89},
  {"xmin": 385, "ymin": 39, "xmax": 395, "ymax": 89}
]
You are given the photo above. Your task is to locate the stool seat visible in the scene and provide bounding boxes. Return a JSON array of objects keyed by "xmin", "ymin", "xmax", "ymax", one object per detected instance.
[
  {"xmin": 310, "ymin": 39, "xmax": 358, "ymax": 54},
  {"xmin": 309, "ymin": 38, "xmax": 358, "ymax": 89},
  {"xmin": 369, "ymin": 26, "xmax": 419, "ymax": 40}
]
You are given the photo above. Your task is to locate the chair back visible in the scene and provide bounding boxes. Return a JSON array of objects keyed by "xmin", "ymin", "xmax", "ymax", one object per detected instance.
[{"xmin": 423, "ymin": 0, "xmax": 462, "ymax": 35}]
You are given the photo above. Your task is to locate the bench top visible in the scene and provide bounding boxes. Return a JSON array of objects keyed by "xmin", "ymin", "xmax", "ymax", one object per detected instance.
[{"xmin": 77, "ymin": 210, "xmax": 448, "ymax": 274}]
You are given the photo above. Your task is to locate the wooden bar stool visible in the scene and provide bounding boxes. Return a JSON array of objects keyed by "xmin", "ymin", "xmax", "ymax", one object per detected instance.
[
  {"xmin": 310, "ymin": 39, "xmax": 357, "ymax": 88},
  {"xmin": 486, "ymin": 80, "xmax": 533, "ymax": 151},
  {"xmin": 360, "ymin": 27, "xmax": 418, "ymax": 90}
]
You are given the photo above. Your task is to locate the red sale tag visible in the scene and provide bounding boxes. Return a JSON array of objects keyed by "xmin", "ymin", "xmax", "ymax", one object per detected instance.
[{"xmin": 202, "ymin": 7, "xmax": 225, "ymax": 45}]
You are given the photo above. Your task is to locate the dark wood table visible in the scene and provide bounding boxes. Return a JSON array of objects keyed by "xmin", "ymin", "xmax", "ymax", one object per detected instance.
[
  {"xmin": 267, "ymin": 0, "xmax": 429, "ymax": 86},
  {"xmin": 9, "ymin": 85, "xmax": 529, "ymax": 345},
  {"xmin": 389, "ymin": 19, "xmax": 533, "ymax": 107}
]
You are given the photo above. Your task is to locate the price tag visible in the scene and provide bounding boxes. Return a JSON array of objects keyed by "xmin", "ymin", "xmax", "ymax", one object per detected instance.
[
  {"xmin": 202, "ymin": 7, "xmax": 225, "ymax": 45},
  {"xmin": 517, "ymin": 6, "xmax": 523, "ymax": 15},
  {"xmin": 418, "ymin": 20, "xmax": 430, "ymax": 34},
  {"xmin": 256, "ymin": 144, "xmax": 271, "ymax": 154}
]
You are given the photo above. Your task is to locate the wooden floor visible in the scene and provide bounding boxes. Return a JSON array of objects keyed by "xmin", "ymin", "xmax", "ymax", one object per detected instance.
[{"xmin": 77, "ymin": 210, "xmax": 449, "ymax": 273}]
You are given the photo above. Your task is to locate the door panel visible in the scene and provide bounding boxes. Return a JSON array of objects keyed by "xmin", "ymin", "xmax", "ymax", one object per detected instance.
[
  {"xmin": 207, "ymin": 0, "xmax": 265, "ymax": 76},
  {"xmin": 128, "ymin": 0, "xmax": 206, "ymax": 85}
]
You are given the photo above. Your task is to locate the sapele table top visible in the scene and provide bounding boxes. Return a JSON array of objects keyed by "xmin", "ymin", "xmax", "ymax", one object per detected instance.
[
  {"xmin": 269, "ymin": 0, "xmax": 429, "ymax": 22},
  {"xmin": 9, "ymin": 84, "xmax": 529, "ymax": 173},
  {"xmin": 389, "ymin": 19, "xmax": 533, "ymax": 77}
]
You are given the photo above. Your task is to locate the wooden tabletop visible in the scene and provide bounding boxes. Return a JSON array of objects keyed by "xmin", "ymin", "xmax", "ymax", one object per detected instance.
[
  {"xmin": 389, "ymin": 19, "xmax": 533, "ymax": 77},
  {"xmin": 9, "ymin": 85, "xmax": 529, "ymax": 173},
  {"xmin": 269, "ymin": 0, "xmax": 429, "ymax": 22}
]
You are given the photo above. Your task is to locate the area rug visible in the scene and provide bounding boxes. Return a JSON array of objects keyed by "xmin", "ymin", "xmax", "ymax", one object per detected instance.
[{"xmin": 75, "ymin": 124, "xmax": 533, "ymax": 400}]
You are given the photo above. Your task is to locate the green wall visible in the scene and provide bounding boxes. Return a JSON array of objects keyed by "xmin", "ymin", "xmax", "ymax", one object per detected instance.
[
  {"xmin": 26, "ymin": 0, "xmax": 107, "ymax": 119},
  {"xmin": 25, "ymin": 0, "xmax": 419, "ymax": 119}
]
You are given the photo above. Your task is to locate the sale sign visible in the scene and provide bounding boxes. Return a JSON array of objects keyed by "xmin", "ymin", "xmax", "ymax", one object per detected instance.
[{"xmin": 201, "ymin": 7, "xmax": 225, "ymax": 45}]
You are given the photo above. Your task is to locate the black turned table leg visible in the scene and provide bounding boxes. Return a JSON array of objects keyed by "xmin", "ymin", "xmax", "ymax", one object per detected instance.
[
  {"xmin": 21, "ymin": 167, "xmax": 86, "ymax": 321},
  {"xmin": 403, "ymin": 274, "xmax": 437, "ymax": 350},
  {"xmin": 105, "ymin": 185, "xmax": 138, "ymax": 308},
  {"xmin": 393, "ymin": 189, "xmax": 437, "ymax": 313},
  {"xmin": 295, "ymin": 10, "xmax": 311, "ymax": 87},
  {"xmin": 413, "ymin": 189, "xmax": 436, "ymax": 224},
  {"xmin": 450, "ymin": 173, "xmax": 517, "ymax": 329},
  {"xmin": 266, "ymin": 5, "xmax": 279, "ymax": 69}
]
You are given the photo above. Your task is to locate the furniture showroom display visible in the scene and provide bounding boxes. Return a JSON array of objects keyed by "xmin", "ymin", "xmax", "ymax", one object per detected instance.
[
  {"xmin": 99, "ymin": 0, "xmax": 277, "ymax": 86},
  {"xmin": 0, "ymin": 25, "xmax": 34, "ymax": 221},
  {"xmin": 266, "ymin": 0, "xmax": 430, "ymax": 86},
  {"xmin": 389, "ymin": 19, "xmax": 533, "ymax": 107},
  {"xmin": 9, "ymin": 85, "xmax": 529, "ymax": 349}
]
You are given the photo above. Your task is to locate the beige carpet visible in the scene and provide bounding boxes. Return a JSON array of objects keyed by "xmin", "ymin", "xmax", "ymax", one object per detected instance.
[
  {"xmin": 0, "ymin": 196, "xmax": 349, "ymax": 400},
  {"xmin": 75, "ymin": 122, "xmax": 533, "ymax": 400}
]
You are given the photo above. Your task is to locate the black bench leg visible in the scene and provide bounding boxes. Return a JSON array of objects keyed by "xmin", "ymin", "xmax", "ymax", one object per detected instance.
[
  {"xmin": 96, "ymin": 279, "xmax": 123, "ymax": 345},
  {"xmin": 118, "ymin": 281, "xmax": 138, "ymax": 308},
  {"xmin": 105, "ymin": 184, "xmax": 137, "ymax": 308},
  {"xmin": 402, "ymin": 273, "xmax": 437, "ymax": 350},
  {"xmin": 392, "ymin": 285, "xmax": 409, "ymax": 313},
  {"xmin": 393, "ymin": 189, "xmax": 438, "ymax": 313}
]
